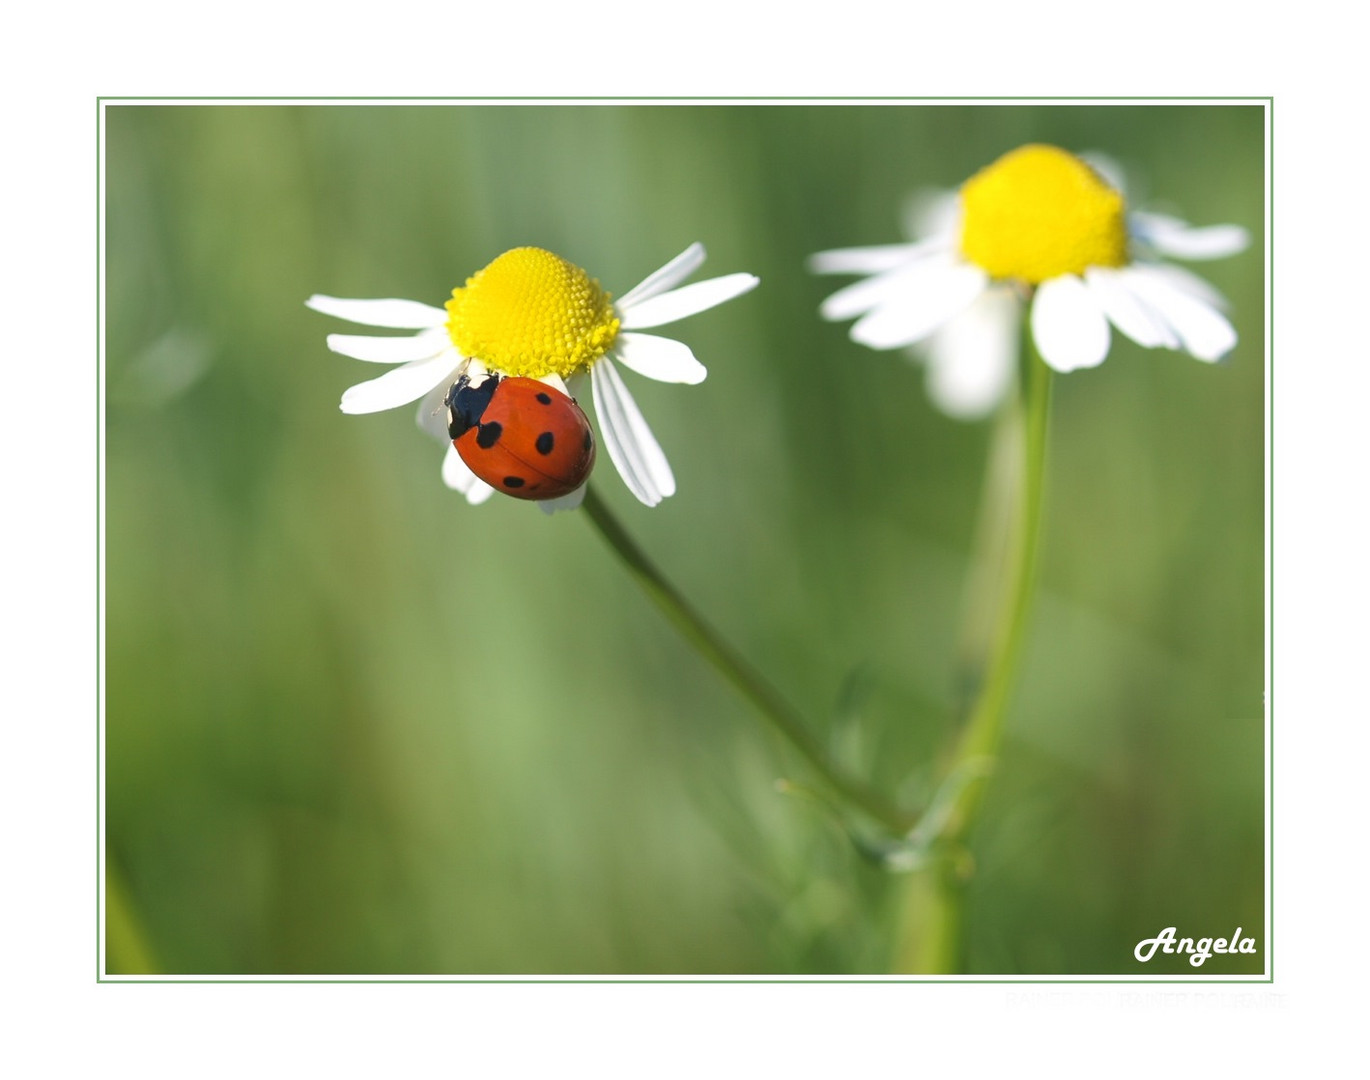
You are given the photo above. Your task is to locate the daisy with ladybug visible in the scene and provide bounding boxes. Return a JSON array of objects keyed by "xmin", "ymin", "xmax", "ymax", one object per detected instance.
[{"xmin": 308, "ymin": 244, "xmax": 758, "ymax": 511}]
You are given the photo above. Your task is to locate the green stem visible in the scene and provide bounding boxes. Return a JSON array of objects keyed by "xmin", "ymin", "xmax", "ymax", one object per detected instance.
[
  {"xmin": 952, "ymin": 388, "xmax": 1025, "ymax": 710},
  {"xmin": 948, "ymin": 331, "xmax": 1052, "ymax": 787},
  {"xmin": 581, "ymin": 486, "xmax": 913, "ymax": 834},
  {"xmin": 894, "ymin": 325, "xmax": 1053, "ymax": 973}
]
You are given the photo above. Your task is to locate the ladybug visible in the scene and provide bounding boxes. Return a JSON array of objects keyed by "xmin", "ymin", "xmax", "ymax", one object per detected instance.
[{"xmin": 445, "ymin": 372, "xmax": 596, "ymax": 501}]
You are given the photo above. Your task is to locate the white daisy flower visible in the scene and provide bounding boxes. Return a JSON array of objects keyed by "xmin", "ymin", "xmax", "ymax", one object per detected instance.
[
  {"xmin": 307, "ymin": 244, "xmax": 758, "ymax": 510},
  {"xmin": 810, "ymin": 144, "xmax": 1250, "ymax": 419}
]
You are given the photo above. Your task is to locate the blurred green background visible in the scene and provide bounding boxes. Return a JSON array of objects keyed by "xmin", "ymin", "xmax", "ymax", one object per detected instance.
[{"xmin": 104, "ymin": 103, "xmax": 1265, "ymax": 976}]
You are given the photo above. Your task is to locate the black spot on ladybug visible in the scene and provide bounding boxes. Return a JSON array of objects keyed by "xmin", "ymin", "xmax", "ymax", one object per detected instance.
[
  {"xmin": 502, "ymin": 476, "xmax": 525, "ymax": 489},
  {"xmin": 475, "ymin": 421, "xmax": 503, "ymax": 449},
  {"xmin": 583, "ymin": 430, "xmax": 593, "ymax": 452},
  {"xmin": 535, "ymin": 391, "xmax": 552, "ymax": 405},
  {"xmin": 535, "ymin": 431, "xmax": 555, "ymax": 455}
]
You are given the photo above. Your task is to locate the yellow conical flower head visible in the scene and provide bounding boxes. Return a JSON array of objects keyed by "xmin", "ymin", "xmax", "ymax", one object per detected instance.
[
  {"xmin": 446, "ymin": 247, "xmax": 621, "ymax": 379},
  {"xmin": 959, "ymin": 144, "xmax": 1128, "ymax": 285}
]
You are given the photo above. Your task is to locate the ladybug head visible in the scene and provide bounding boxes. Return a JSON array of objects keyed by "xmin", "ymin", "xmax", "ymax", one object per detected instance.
[{"xmin": 445, "ymin": 373, "xmax": 501, "ymax": 440}]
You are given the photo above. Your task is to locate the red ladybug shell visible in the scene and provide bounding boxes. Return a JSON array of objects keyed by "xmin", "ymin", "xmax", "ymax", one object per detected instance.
[{"xmin": 445, "ymin": 374, "xmax": 595, "ymax": 501}]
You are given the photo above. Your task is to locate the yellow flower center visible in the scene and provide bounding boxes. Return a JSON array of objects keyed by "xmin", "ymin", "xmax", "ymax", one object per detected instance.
[
  {"xmin": 958, "ymin": 144, "xmax": 1128, "ymax": 284},
  {"xmin": 445, "ymin": 247, "xmax": 621, "ymax": 379}
]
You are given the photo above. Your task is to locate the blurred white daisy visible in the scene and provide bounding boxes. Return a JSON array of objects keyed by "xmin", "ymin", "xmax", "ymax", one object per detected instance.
[
  {"xmin": 307, "ymin": 244, "xmax": 756, "ymax": 510},
  {"xmin": 810, "ymin": 144, "xmax": 1250, "ymax": 419}
]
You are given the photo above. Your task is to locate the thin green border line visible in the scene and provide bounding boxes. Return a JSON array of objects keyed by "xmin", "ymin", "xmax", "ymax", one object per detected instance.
[
  {"xmin": 1266, "ymin": 96, "xmax": 1275, "ymax": 982},
  {"xmin": 102, "ymin": 977, "xmax": 1274, "ymax": 984},
  {"xmin": 96, "ymin": 95, "xmax": 1273, "ymax": 103},
  {"xmin": 97, "ymin": 95, "xmax": 105, "ymax": 983}
]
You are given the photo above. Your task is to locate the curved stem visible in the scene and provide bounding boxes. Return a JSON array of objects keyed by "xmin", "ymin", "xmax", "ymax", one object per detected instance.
[
  {"xmin": 894, "ymin": 326, "xmax": 1053, "ymax": 973},
  {"xmin": 581, "ymin": 486, "xmax": 914, "ymax": 834}
]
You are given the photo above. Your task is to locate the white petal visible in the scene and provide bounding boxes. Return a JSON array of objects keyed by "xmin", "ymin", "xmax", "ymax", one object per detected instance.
[
  {"xmin": 1114, "ymin": 265, "xmax": 1238, "ymax": 362},
  {"xmin": 615, "ymin": 243, "xmax": 706, "ymax": 309},
  {"xmin": 326, "ymin": 329, "xmax": 453, "ymax": 364},
  {"xmin": 306, "ymin": 295, "xmax": 449, "ymax": 329},
  {"xmin": 538, "ymin": 483, "xmax": 589, "ymax": 515},
  {"xmin": 416, "ymin": 378, "xmax": 454, "ymax": 442},
  {"xmin": 1143, "ymin": 261, "xmax": 1229, "ymax": 309},
  {"xmin": 613, "ymin": 333, "xmax": 707, "ymax": 385},
  {"xmin": 1084, "ymin": 267, "xmax": 1179, "ymax": 350},
  {"xmin": 1031, "ymin": 275, "xmax": 1111, "ymax": 372},
  {"xmin": 1130, "ymin": 211, "xmax": 1250, "ymax": 260},
  {"xmin": 339, "ymin": 353, "xmax": 458, "ymax": 414},
  {"xmin": 920, "ymin": 287, "xmax": 1020, "ymax": 420},
  {"xmin": 807, "ymin": 242, "xmax": 932, "ymax": 275},
  {"xmin": 441, "ymin": 443, "xmax": 475, "ymax": 490},
  {"xmin": 619, "ymin": 273, "xmax": 758, "ymax": 328},
  {"xmin": 820, "ymin": 250, "xmax": 963, "ymax": 323},
  {"xmin": 849, "ymin": 261, "xmax": 988, "ymax": 350},
  {"xmin": 819, "ymin": 266, "xmax": 913, "ymax": 322},
  {"xmin": 441, "ymin": 444, "xmax": 495, "ymax": 504},
  {"xmin": 589, "ymin": 358, "xmax": 675, "ymax": 507}
]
